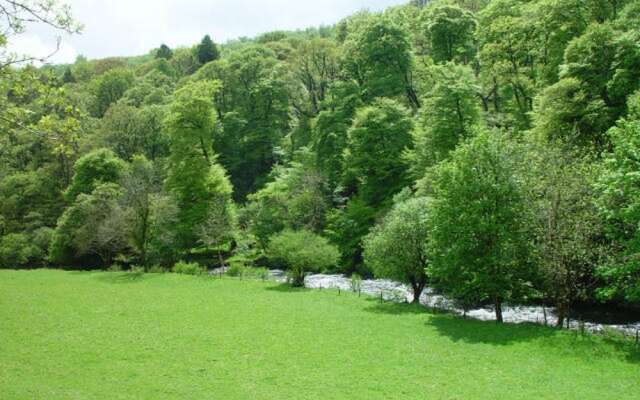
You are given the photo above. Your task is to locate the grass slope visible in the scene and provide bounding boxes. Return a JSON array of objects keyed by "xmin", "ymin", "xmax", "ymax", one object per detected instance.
[{"xmin": 1, "ymin": 269, "xmax": 639, "ymax": 399}]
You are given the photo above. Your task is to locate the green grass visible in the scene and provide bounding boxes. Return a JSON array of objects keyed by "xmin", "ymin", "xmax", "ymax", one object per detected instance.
[{"xmin": 1, "ymin": 270, "xmax": 639, "ymax": 399}]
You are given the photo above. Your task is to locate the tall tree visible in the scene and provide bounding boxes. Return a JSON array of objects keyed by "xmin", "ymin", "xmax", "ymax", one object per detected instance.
[
  {"xmin": 428, "ymin": 130, "xmax": 533, "ymax": 322},
  {"xmin": 595, "ymin": 92, "xmax": 640, "ymax": 303},
  {"xmin": 156, "ymin": 44, "xmax": 173, "ymax": 60},
  {"xmin": 421, "ymin": 3, "xmax": 477, "ymax": 64},
  {"xmin": 344, "ymin": 15, "xmax": 420, "ymax": 108},
  {"xmin": 344, "ymin": 98, "xmax": 413, "ymax": 208},
  {"xmin": 196, "ymin": 34, "xmax": 219, "ymax": 65},
  {"xmin": 194, "ymin": 45, "xmax": 290, "ymax": 200},
  {"xmin": 526, "ymin": 142, "xmax": 603, "ymax": 327},
  {"xmin": 120, "ymin": 155, "xmax": 159, "ymax": 268},
  {"xmin": 408, "ymin": 63, "xmax": 481, "ymax": 181},
  {"xmin": 165, "ymin": 80, "xmax": 234, "ymax": 252}
]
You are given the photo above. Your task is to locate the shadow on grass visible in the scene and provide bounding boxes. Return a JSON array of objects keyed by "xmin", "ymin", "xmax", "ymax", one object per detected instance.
[
  {"xmin": 429, "ymin": 314, "xmax": 555, "ymax": 345},
  {"xmin": 94, "ymin": 271, "xmax": 158, "ymax": 284},
  {"xmin": 364, "ymin": 299, "xmax": 432, "ymax": 315},
  {"xmin": 429, "ymin": 313, "xmax": 640, "ymax": 364},
  {"xmin": 264, "ymin": 283, "xmax": 310, "ymax": 293}
]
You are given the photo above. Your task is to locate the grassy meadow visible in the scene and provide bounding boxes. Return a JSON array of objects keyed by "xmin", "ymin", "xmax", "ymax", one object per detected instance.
[{"xmin": 1, "ymin": 269, "xmax": 639, "ymax": 399}]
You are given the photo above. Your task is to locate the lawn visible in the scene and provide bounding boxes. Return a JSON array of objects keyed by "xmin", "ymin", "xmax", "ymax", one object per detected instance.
[{"xmin": 1, "ymin": 269, "xmax": 639, "ymax": 399}]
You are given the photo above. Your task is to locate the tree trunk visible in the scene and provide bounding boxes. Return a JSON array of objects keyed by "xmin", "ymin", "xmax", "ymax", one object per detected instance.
[
  {"xmin": 410, "ymin": 281, "xmax": 425, "ymax": 304},
  {"xmin": 555, "ymin": 302, "xmax": 568, "ymax": 328},
  {"xmin": 495, "ymin": 298, "xmax": 503, "ymax": 323},
  {"xmin": 217, "ymin": 250, "xmax": 225, "ymax": 270}
]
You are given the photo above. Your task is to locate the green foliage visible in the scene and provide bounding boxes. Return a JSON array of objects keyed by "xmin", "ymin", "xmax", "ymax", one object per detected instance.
[
  {"xmin": 165, "ymin": 80, "xmax": 234, "ymax": 252},
  {"xmin": 64, "ymin": 149, "xmax": 127, "ymax": 203},
  {"xmin": 172, "ymin": 261, "xmax": 205, "ymax": 275},
  {"xmin": 408, "ymin": 63, "xmax": 481, "ymax": 181},
  {"xmin": 50, "ymin": 183, "xmax": 127, "ymax": 267},
  {"xmin": 156, "ymin": 44, "xmax": 173, "ymax": 60},
  {"xmin": 364, "ymin": 196, "xmax": 431, "ymax": 302},
  {"xmin": 0, "ymin": 233, "xmax": 45, "ymax": 268},
  {"xmin": 311, "ymin": 80, "xmax": 362, "ymax": 190},
  {"xmin": 93, "ymin": 68, "xmax": 135, "ymax": 117},
  {"xmin": 98, "ymin": 103, "xmax": 169, "ymax": 160},
  {"xmin": 267, "ymin": 230, "xmax": 340, "ymax": 286},
  {"xmin": 0, "ymin": 171, "xmax": 64, "ymax": 233},
  {"xmin": 428, "ymin": 130, "xmax": 534, "ymax": 319},
  {"xmin": 325, "ymin": 198, "xmax": 376, "ymax": 275},
  {"xmin": 195, "ymin": 45, "xmax": 290, "ymax": 200},
  {"xmin": 197, "ymin": 34, "xmax": 219, "ymax": 64},
  {"xmin": 421, "ymin": 3, "xmax": 477, "ymax": 63},
  {"xmin": 246, "ymin": 150, "xmax": 329, "ymax": 247},
  {"xmin": 595, "ymin": 94, "xmax": 640, "ymax": 302},
  {"xmin": 525, "ymin": 141, "xmax": 604, "ymax": 325},
  {"xmin": 344, "ymin": 15, "xmax": 419, "ymax": 107},
  {"xmin": 345, "ymin": 98, "xmax": 413, "ymax": 207}
]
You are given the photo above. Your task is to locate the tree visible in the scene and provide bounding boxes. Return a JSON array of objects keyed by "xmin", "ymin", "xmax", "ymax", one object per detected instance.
[
  {"xmin": 194, "ymin": 45, "xmax": 290, "ymax": 200},
  {"xmin": 120, "ymin": 155, "xmax": 159, "ymax": 267},
  {"xmin": 99, "ymin": 103, "xmax": 169, "ymax": 161},
  {"xmin": 64, "ymin": 148, "xmax": 127, "ymax": 203},
  {"xmin": 0, "ymin": 0, "xmax": 82, "ymax": 69},
  {"xmin": 534, "ymin": 23, "xmax": 640, "ymax": 149},
  {"xmin": 267, "ymin": 230, "xmax": 340, "ymax": 287},
  {"xmin": 291, "ymin": 38, "xmax": 339, "ymax": 116},
  {"xmin": 165, "ymin": 80, "xmax": 234, "ymax": 252},
  {"xmin": 50, "ymin": 183, "xmax": 127, "ymax": 267},
  {"xmin": 196, "ymin": 163, "xmax": 236, "ymax": 268},
  {"xmin": 364, "ymin": 196, "xmax": 431, "ymax": 303},
  {"xmin": 344, "ymin": 15, "xmax": 420, "ymax": 108},
  {"xmin": 156, "ymin": 44, "xmax": 173, "ymax": 60},
  {"xmin": 407, "ymin": 63, "xmax": 481, "ymax": 180},
  {"xmin": 595, "ymin": 92, "xmax": 640, "ymax": 302},
  {"xmin": 196, "ymin": 34, "xmax": 219, "ymax": 65},
  {"xmin": 246, "ymin": 149, "xmax": 329, "ymax": 247},
  {"xmin": 344, "ymin": 98, "xmax": 413, "ymax": 208},
  {"xmin": 93, "ymin": 68, "xmax": 135, "ymax": 117},
  {"xmin": 428, "ymin": 130, "xmax": 534, "ymax": 322},
  {"xmin": 421, "ymin": 3, "xmax": 477, "ymax": 64},
  {"xmin": 311, "ymin": 80, "xmax": 362, "ymax": 191},
  {"xmin": 526, "ymin": 142, "xmax": 603, "ymax": 327},
  {"xmin": 62, "ymin": 67, "xmax": 75, "ymax": 83}
]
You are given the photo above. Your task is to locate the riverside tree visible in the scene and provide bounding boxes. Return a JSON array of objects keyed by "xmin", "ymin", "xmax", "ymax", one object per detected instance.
[
  {"xmin": 428, "ymin": 130, "xmax": 534, "ymax": 322},
  {"xmin": 364, "ymin": 195, "xmax": 431, "ymax": 303},
  {"xmin": 267, "ymin": 229, "xmax": 340, "ymax": 287},
  {"xmin": 165, "ymin": 80, "xmax": 234, "ymax": 252}
]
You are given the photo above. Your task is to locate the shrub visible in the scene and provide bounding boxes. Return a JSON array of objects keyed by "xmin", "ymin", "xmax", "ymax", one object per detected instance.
[
  {"xmin": 172, "ymin": 261, "xmax": 205, "ymax": 275},
  {"xmin": 108, "ymin": 263, "xmax": 123, "ymax": 272},
  {"xmin": 130, "ymin": 265, "xmax": 145, "ymax": 273},
  {"xmin": 147, "ymin": 264, "xmax": 166, "ymax": 273},
  {"xmin": 267, "ymin": 230, "xmax": 340, "ymax": 287},
  {"xmin": 350, "ymin": 273, "xmax": 363, "ymax": 293},
  {"xmin": 226, "ymin": 263, "xmax": 245, "ymax": 277},
  {"xmin": 0, "ymin": 233, "xmax": 42, "ymax": 269}
]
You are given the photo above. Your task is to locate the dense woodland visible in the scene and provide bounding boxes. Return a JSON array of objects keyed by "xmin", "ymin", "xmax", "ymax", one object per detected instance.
[{"xmin": 1, "ymin": 0, "xmax": 640, "ymax": 324}]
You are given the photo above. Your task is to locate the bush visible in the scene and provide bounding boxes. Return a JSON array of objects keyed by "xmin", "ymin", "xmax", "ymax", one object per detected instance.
[
  {"xmin": 0, "ymin": 233, "xmax": 43, "ymax": 269},
  {"xmin": 108, "ymin": 263, "xmax": 123, "ymax": 272},
  {"xmin": 226, "ymin": 263, "xmax": 245, "ymax": 277},
  {"xmin": 227, "ymin": 265, "xmax": 270, "ymax": 280},
  {"xmin": 350, "ymin": 273, "xmax": 363, "ymax": 293},
  {"xmin": 172, "ymin": 261, "xmax": 205, "ymax": 275},
  {"xmin": 267, "ymin": 230, "xmax": 340, "ymax": 287},
  {"xmin": 147, "ymin": 264, "xmax": 166, "ymax": 273}
]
